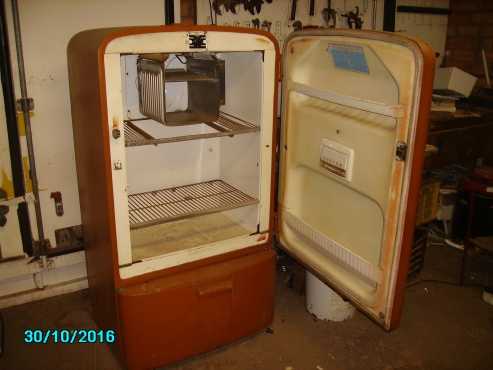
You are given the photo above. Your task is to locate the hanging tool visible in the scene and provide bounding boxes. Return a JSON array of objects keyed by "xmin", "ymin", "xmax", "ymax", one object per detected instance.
[
  {"xmin": 261, "ymin": 20, "xmax": 272, "ymax": 32},
  {"xmin": 212, "ymin": 0, "xmax": 248, "ymax": 15},
  {"xmin": 212, "ymin": 0, "xmax": 271, "ymax": 17},
  {"xmin": 253, "ymin": 0, "xmax": 264, "ymax": 14},
  {"xmin": 342, "ymin": 6, "xmax": 364, "ymax": 29},
  {"xmin": 290, "ymin": 0, "xmax": 297, "ymax": 21},
  {"xmin": 244, "ymin": 0, "xmax": 264, "ymax": 15},
  {"xmin": 225, "ymin": 0, "xmax": 239, "ymax": 14},
  {"xmin": 309, "ymin": 0, "xmax": 315, "ymax": 16},
  {"xmin": 212, "ymin": 0, "xmax": 223, "ymax": 15},
  {"xmin": 50, "ymin": 192, "xmax": 64, "ymax": 217},
  {"xmin": 292, "ymin": 20, "xmax": 303, "ymax": 32},
  {"xmin": 322, "ymin": 0, "xmax": 337, "ymax": 28}
]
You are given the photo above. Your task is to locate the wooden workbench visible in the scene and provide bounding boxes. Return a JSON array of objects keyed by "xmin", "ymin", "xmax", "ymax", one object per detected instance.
[{"xmin": 425, "ymin": 109, "xmax": 493, "ymax": 170}]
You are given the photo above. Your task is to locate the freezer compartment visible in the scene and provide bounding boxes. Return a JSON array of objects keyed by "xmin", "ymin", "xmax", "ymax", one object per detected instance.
[
  {"xmin": 137, "ymin": 53, "xmax": 225, "ymax": 125},
  {"xmin": 118, "ymin": 248, "xmax": 275, "ymax": 370}
]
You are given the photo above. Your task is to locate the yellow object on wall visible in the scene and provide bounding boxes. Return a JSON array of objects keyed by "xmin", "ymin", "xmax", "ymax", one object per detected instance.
[
  {"xmin": 22, "ymin": 156, "xmax": 32, "ymax": 193},
  {"xmin": 0, "ymin": 170, "xmax": 14, "ymax": 199},
  {"xmin": 16, "ymin": 111, "xmax": 34, "ymax": 137}
]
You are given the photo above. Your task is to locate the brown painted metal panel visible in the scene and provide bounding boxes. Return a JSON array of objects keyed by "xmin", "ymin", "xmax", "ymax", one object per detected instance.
[
  {"xmin": 118, "ymin": 249, "xmax": 275, "ymax": 370},
  {"xmin": 67, "ymin": 28, "xmax": 123, "ymax": 335},
  {"xmin": 388, "ymin": 35, "xmax": 435, "ymax": 330}
]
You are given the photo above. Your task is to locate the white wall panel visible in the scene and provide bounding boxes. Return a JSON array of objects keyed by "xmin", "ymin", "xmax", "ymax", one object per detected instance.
[{"xmin": 396, "ymin": 0, "xmax": 449, "ymax": 67}]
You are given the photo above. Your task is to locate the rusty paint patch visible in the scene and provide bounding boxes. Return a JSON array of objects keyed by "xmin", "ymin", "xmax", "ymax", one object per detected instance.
[
  {"xmin": 373, "ymin": 78, "xmax": 414, "ymax": 311},
  {"xmin": 112, "ymin": 117, "xmax": 119, "ymax": 128}
]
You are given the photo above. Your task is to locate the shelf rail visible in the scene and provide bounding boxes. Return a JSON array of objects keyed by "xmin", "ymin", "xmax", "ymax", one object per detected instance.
[{"xmin": 124, "ymin": 112, "xmax": 259, "ymax": 147}]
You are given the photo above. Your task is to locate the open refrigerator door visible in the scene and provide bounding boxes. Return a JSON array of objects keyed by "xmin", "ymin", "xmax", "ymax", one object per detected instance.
[{"xmin": 277, "ymin": 30, "xmax": 435, "ymax": 330}]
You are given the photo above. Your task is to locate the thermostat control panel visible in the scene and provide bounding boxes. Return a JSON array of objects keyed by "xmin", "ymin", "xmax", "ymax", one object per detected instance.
[{"xmin": 320, "ymin": 139, "xmax": 354, "ymax": 182}]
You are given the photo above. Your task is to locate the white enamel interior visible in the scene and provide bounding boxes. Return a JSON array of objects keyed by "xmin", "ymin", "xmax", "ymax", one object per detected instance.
[
  {"xmin": 278, "ymin": 33, "xmax": 422, "ymax": 326},
  {"xmin": 102, "ymin": 31, "xmax": 276, "ymax": 278}
]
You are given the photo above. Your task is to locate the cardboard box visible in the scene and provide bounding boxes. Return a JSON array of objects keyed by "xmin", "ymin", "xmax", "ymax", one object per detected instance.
[{"xmin": 434, "ymin": 67, "xmax": 478, "ymax": 97}]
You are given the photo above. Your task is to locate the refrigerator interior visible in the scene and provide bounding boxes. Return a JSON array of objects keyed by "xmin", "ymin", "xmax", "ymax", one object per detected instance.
[{"xmin": 120, "ymin": 51, "xmax": 265, "ymax": 263}]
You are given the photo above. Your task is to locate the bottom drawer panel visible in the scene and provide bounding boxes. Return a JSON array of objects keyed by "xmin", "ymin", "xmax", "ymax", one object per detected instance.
[{"xmin": 118, "ymin": 248, "xmax": 275, "ymax": 370}]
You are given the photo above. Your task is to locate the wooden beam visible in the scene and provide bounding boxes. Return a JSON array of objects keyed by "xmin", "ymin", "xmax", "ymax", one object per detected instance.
[{"xmin": 397, "ymin": 6, "xmax": 450, "ymax": 15}]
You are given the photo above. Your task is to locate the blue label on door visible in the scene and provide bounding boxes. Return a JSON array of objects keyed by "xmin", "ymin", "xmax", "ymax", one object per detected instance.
[{"xmin": 328, "ymin": 45, "xmax": 369, "ymax": 74}]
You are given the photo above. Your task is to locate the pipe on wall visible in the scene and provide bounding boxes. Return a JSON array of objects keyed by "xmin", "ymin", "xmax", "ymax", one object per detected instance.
[
  {"xmin": 165, "ymin": 0, "xmax": 175, "ymax": 24},
  {"xmin": 383, "ymin": 0, "xmax": 396, "ymax": 32},
  {"xmin": 0, "ymin": 1, "xmax": 33, "ymax": 255},
  {"xmin": 10, "ymin": 0, "xmax": 49, "ymax": 253}
]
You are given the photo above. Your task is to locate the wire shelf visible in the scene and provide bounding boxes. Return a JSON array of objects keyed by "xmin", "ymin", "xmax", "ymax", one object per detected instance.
[
  {"xmin": 124, "ymin": 112, "xmax": 259, "ymax": 147},
  {"xmin": 128, "ymin": 180, "xmax": 258, "ymax": 229}
]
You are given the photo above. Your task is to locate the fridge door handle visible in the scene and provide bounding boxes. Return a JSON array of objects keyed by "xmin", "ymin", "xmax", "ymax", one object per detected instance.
[{"xmin": 197, "ymin": 280, "xmax": 233, "ymax": 297}]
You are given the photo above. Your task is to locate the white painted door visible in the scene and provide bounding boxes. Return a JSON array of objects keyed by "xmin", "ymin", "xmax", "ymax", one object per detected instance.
[{"xmin": 277, "ymin": 30, "xmax": 433, "ymax": 330}]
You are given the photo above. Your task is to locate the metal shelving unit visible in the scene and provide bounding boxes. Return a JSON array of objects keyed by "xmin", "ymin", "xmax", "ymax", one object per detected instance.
[
  {"xmin": 124, "ymin": 112, "xmax": 259, "ymax": 147},
  {"xmin": 128, "ymin": 180, "xmax": 258, "ymax": 229}
]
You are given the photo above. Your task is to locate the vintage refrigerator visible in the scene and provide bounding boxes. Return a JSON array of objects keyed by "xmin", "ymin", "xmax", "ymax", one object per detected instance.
[{"xmin": 67, "ymin": 26, "xmax": 434, "ymax": 370}]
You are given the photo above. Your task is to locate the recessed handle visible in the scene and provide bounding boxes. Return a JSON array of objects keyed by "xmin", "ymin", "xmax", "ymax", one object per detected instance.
[{"xmin": 197, "ymin": 280, "xmax": 233, "ymax": 297}]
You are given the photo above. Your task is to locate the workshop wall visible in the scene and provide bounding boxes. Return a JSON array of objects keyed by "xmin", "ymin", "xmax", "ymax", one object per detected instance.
[
  {"xmin": 395, "ymin": 0, "xmax": 449, "ymax": 68},
  {"xmin": 445, "ymin": 0, "xmax": 493, "ymax": 84},
  {"xmin": 4, "ymin": 0, "xmax": 165, "ymax": 248},
  {"xmin": 196, "ymin": 0, "xmax": 385, "ymax": 48},
  {"xmin": 0, "ymin": 74, "xmax": 24, "ymax": 259},
  {"xmin": 0, "ymin": 0, "xmax": 165, "ymax": 307},
  {"xmin": 196, "ymin": 0, "xmax": 449, "ymax": 67}
]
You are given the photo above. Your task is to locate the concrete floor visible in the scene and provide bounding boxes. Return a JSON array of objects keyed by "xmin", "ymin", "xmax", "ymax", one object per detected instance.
[{"xmin": 1, "ymin": 244, "xmax": 492, "ymax": 370}]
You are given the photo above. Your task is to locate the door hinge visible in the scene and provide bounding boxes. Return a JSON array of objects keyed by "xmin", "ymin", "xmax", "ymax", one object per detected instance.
[{"xmin": 395, "ymin": 142, "xmax": 408, "ymax": 161}]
